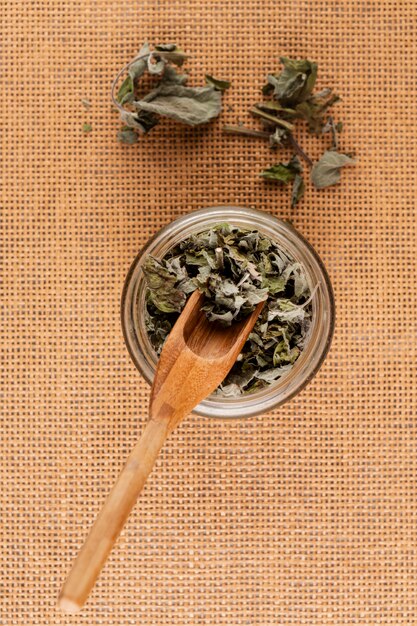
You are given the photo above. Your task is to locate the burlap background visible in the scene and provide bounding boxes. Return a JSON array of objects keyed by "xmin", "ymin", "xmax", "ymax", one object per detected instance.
[{"xmin": 2, "ymin": 1, "xmax": 417, "ymax": 623}]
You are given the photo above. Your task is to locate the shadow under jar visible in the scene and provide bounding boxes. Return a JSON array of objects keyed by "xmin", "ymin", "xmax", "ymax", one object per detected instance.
[{"xmin": 121, "ymin": 206, "xmax": 335, "ymax": 419}]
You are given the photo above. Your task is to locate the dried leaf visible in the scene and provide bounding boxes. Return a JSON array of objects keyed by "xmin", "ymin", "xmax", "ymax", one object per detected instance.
[
  {"xmin": 256, "ymin": 364, "xmax": 292, "ymax": 383},
  {"xmin": 291, "ymin": 174, "xmax": 305, "ymax": 208},
  {"xmin": 117, "ymin": 43, "xmax": 150, "ymax": 105},
  {"xmin": 265, "ymin": 57, "xmax": 318, "ymax": 105},
  {"xmin": 128, "ymin": 43, "xmax": 150, "ymax": 82},
  {"xmin": 260, "ymin": 155, "xmax": 302, "ymax": 184},
  {"xmin": 142, "ymin": 256, "xmax": 186, "ymax": 313},
  {"xmin": 135, "ymin": 110, "xmax": 159, "ymax": 133},
  {"xmin": 119, "ymin": 109, "xmax": 158, "ymax": 134},
  {"xmin": 311, "ymin": 150, "xmax": 355, "ymax": 189},
  {"xmin": 296, "ymin": 89, "xmax": 340, "ymax": 134},
  {"xmin": 117, "ymin": 127, "xmax": 139, "ymax": 144},
  {"xmin": 155, "ymin": 44, "xmax": 188, "ymax": 66},
  {"xmin": 147, "ymin": 51, "xmax": 166, "ymax": 75},
  {"xmin": 120, "ymin": 111, "xmax": 144, "ymax": 131},
  {"xmin": 154, "ymin": 43, "xmax": 177, "ymax": 52},
  {"xmin": 117, "ymin": 76, "xmax": 133, "ymax": 105},
  {"xmin": 82, "ymin": 122, "xmax": 92, "ymax": 133},
  {"xmin": 224, "ymin": 55, "xmax": 353, "ymax": 207},
  {"xmin": 205, "ymin": 75, "xmax": 231, "ymax": 91},
  {"xmin": 114, "ymin": 42, "xmax": 224, "ymax": 138},
  {"xmin": 162, "ymin": 65, "xmax": 188, "ymax": 85},
  {"xmin": 136, "ymin": 84, "xmax": 222, "ymax": 126}
]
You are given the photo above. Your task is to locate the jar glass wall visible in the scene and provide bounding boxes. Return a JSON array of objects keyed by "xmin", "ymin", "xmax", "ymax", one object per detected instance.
[{"xmin": 121, "ymin": 206, "xmax": 335, "ymax": 419}]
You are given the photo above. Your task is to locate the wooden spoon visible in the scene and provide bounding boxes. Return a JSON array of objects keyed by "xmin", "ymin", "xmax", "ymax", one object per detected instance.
[{"xmin": 58, "ymin": 290, "xmax": 264, "ymax": 613}]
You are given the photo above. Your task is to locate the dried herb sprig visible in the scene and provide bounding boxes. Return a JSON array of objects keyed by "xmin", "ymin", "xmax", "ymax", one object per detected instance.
[
  {"xmin": 143, "ymin": 223, "xmax": 314, "ymax": 396},
  {"xmin": 112, "ymin": 43, "xmax": 229, "ymax": 143},
  {"xmin": 223, "ymin": 56, "xmax": 355, "ymax": 205}
]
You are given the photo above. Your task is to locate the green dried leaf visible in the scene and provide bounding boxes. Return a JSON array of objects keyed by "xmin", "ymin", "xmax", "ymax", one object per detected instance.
[
  {"xmin": 154, "ymin": 43, "xmax": 177, "ymax": 52},
  {"xmin": 265, "ymin": 57, "xmax": 318, "ymax": 105},
  {"xmin": 205, "ymin": 75, "xmax": 231, "ymax": 91},
  {"xmin": 256, "ymin": 364, "xmax": 292, "ymax": 383},
  {"xmin": 223, "ymin": 55, "xmax": 354, "ymax": 206},
  {"xmin": 221, "ymin": 364, "xmax": 258, "ymax": 393},
  {"xmin": 117, "ymin": 127, "xmax": 139, "ymax": 144},
  {"xmin": 114, "ymin": 42, "xmax": 225, "ymax": 139},
  {"xmin": 117, "ymin": 44, "xmax": 150, "ymax": 105},
  {"xmin": 291, "ymin": 174, "xmax": 305, "ymax": 208},
  {"xmin": 120, "ymin": 111, "xmax": 143, "ymax": 131},
  {"xmin": 128, "ymin": 61, "xmax": 147, "ymax": 85},
  {"xmin": 135, "ymin": 110, "xmax": 159, "ymax": 133},
  {"xmin": 117, "ymin": 76, "xmax": 133, "ymax": 105},
  {"xmin": 162, "ymin": 65, "xmax": 188, "ymax": 85},
  {"xmin": 201, "ymin": 308, "xmax": 234, "ymax": 324},
  {"xmin": 267, "ymin": 299, "xmax": 308, "ymax": 323},
  {"xmin": 311, "ymin": 150, "xmax": 355, "ymax": 189},
  {"xmin": 155, "ymin": 44, "xmax": 188, "ymax": 66},
  {"xmin": 273, "ymin": 336, "xmax": 300, "ymax": 366},
  {"xmin": 136, "ymin": 84, "xmax": 222, "ymax": 126},
  {"xmin": 147, "ymin": 51, "xmax": 166, "ymax": 75},
  {"xmin": 142, "ymin": 256, "xmax": 186, "ymax": 313},
  {"xmin": 296, "ymin": 89, "xmax": 340, "ymax": 134},
  {"xmin": 262, "ymin": 83, "xmax": 274, "ymax": 96},
  {"xmin": 261, "ymin": 274, "xmax": 286, "ymax": 295},
  {"xmin": 260, "ymin": 155, "xmax": 302, "ymax": 184},
  {"xmin": 310, "ymin": 87, "xmax": 340, "ymax": 110},
  {"xmin": 82, "ymin": 122, "xmax": 92, "ymax": 133},
  {"xmin": 119, "ymin": 110, "xmax": 158, "ymax": 133},
  {"xmin": 260, "ymin": 163, "xmax": 294, "ymax": 183}
]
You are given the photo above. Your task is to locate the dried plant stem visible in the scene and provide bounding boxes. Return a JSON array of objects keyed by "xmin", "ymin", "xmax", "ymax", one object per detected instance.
[
  {"xmin": 250, "ymin": 107, "xmax": 294, "ymax": 131},
  {"xmin": 223, "ymin": 125, "xmax": 270, "ymax": 140},
  {"xmin": 329, "ymin": 115, "xmax": 339, "ymax": 150},
  {"xmin": 287, "ymin": 134, "xmax": 313, "ymax": 167}
]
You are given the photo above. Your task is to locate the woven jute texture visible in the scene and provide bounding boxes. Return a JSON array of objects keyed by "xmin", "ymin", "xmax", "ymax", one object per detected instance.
[{"xmin": 2, "ymin": 1, "xmax": 417, "ymax": 624}]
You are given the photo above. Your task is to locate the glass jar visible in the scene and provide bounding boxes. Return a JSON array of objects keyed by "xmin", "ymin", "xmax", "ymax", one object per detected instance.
[{"xmin": 121, "ymin": 206, "xmax": 335, "ymax": 419}]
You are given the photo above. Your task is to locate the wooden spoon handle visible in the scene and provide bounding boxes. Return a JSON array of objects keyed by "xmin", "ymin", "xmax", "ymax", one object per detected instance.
[{"xmin": 58, "ymin": 418, "xmax": 169, "ymax": 614}]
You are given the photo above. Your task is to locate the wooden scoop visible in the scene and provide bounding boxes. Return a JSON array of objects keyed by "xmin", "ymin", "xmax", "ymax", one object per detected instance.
[{"xmin": 58, "ymin": 290, "xmax": 264, "ymax": 613}]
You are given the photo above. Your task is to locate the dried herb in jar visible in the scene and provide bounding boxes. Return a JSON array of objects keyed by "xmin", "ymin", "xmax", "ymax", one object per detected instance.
[{"xmin": 142, "ymin": 223, "xmax": 315, "ymax": 396}]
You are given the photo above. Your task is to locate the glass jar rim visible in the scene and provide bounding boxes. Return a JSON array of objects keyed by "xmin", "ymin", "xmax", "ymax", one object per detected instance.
[{"xmin": 121, "ymin": 206, "xmax": 335, "ymax": 419}]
